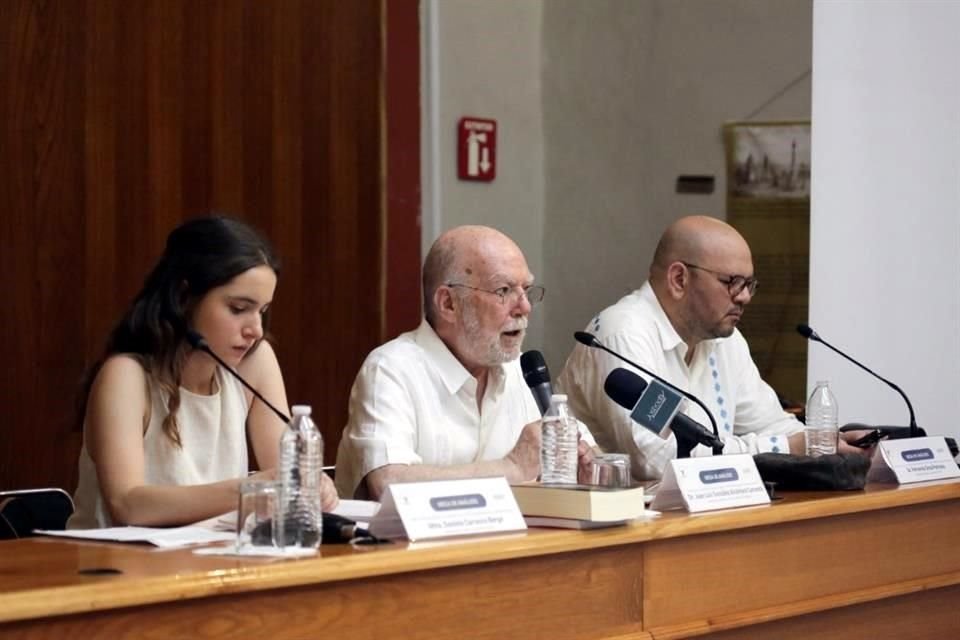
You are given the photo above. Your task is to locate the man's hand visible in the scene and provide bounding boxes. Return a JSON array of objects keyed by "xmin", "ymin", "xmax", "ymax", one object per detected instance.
[
  {"xmin": 787, "ymin": 432, "xmax": 807, "ymax": 455},
  {"xmin": 576, "ymin": 437, "xmax": 595, "ymax": 484},
  {"xmin": 789, "ymin": 429, "xmax": 878, "ymax": 457},
  {"xmin": 505, "ymin": 420, "xmax": 542, "ymax": 482},
  {"xmin": 838, "ymin": 429, "xmax": 879, "ymax": 457}
]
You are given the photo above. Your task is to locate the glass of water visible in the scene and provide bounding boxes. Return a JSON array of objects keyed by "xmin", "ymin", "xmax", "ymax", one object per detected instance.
[
  {"xmin": 236, "ymin": 479, "xmax": 281, "ymax": 552},
  {"xmin": 590, "ymin": 453, "xmax": 632, "ymax": 488}
]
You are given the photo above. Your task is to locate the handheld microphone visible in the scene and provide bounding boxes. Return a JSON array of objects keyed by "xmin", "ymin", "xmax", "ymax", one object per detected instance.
[
  {"xmin": 185, "ymin": 329, "xmax": 291, "ymax": 424},
  {"xmin": 520, "ymin": 350, "xmax": 553, "ymax": 416},
  {"xmin": 574, "ymin": 331, "xmax": 722, "ymax": 454},
  {"xmin": 796, "ymin": 324, "xmax": 920, "ymax": 438},
  {"xmin": 604, "ymin": 368, "xmax": 724, "ymax": 455}
]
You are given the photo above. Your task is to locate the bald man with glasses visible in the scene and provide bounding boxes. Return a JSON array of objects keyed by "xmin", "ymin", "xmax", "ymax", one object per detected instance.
[
  {"xmin": 559, "ymin": 216, "xmax": 812, "ymax": 481},
  {"xmin": 336, "ymin": 225, "xmax": 593, "ymax": 500}
]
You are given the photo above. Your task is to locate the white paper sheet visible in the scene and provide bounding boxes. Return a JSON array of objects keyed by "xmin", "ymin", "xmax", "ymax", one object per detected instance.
[
  {"xmin": 35, "ymin": 500, "xmax": 382, "ymax": 549},
  {"xmin": 193, "ymin": 544, "xmax": 317, "ymax": 558},
  {"xmin": 193, "ymin": 499, "xmax": 382, "ymax": 532},
  {"xmin": 35, "ymin": 526, "xmax": 234, "ymax": 549}
]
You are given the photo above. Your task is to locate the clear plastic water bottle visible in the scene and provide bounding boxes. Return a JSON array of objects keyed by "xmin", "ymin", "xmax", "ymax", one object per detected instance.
[
  {"xmin": 278, "ymin": 405, "xmax": 323, "ymax": 548},
  {"xmin": 805, "ymin": 381, "xmax": 839, "ymax": 457},
  {"xmin": 540, "ymin": 394, "xmax": 579, "ymax": 484}
]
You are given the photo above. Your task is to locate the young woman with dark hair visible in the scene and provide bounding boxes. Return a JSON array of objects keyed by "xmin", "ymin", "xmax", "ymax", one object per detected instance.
[{"xmin": 68, "ymin": 216, "xmax": 337, "ymax": 528}]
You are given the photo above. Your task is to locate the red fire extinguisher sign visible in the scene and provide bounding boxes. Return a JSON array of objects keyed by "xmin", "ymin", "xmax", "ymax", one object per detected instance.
[{"xmin": 457, "ymin": 117, "xmax": 497, "ymax": 182}]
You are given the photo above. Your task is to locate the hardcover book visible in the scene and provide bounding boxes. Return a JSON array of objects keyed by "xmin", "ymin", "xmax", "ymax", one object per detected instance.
[
  {"xmin": 510, "ymin": 483, "xmax": 646, "ymax": 522},
  {"xmin": 522, "ymin": 515, "xmax": 632, "ymax": 530}
]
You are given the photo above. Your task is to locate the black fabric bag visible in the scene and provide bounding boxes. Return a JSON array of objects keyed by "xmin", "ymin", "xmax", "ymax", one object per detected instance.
[
  {"xmin": 0, "ymin": 488, "xmax": 75, "ymax": 539},
  {"xmin": 753, "ymin": 453, "xmax": 870, "ymax": 491}
]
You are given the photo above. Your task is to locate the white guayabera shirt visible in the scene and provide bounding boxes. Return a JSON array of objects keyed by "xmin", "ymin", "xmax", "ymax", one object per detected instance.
[
  {"xmin": 336, "ymin": 319, "xmax": 596, "ymax": 499},
  {"xmin": 558, "ymin": 282, "xmax": 802, "ymax": 482}
]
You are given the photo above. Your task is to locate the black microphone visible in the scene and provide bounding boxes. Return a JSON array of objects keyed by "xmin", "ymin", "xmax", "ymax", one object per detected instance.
[
  {"xmin": 520, "ymin": 350, "xmax": 553, "ymax": 416},
  {"xmin": 185, "ymin": 329, "xmax": 291, "ymax": 424},
  {"xmin": 322, "ymin": 513, "xmax": 377, "ymax": 544},
  {"xmin": 796, "ymin": 324, "xmax": 921, "ymax": 438},
  {"xmin": 254, "ymin": 513, "xmax": 378, "ymax": 546},
  {"xmin": 574, "ymin": 331, "xmax": 723, "ymax": 454},
  {"xmin": 604, "ymin": 368, "xmax": 724, "ymax": 454}
]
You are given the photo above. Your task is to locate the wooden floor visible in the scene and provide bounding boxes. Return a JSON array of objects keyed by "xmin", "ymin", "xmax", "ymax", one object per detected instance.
[{"xmin": 1, "ymin": 481, "xmax": 959, "ymax": 639}]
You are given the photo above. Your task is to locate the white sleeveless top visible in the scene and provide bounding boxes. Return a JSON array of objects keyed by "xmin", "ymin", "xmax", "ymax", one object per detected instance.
[{"xmin": 68, "ymin": 366, "xmax": 249, "ymax": 529}]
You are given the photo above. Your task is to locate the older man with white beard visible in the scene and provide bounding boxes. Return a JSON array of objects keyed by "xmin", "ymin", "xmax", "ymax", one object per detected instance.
[{"xmin": 335, "ymin": 225, "xmax": 593, "ymax": 500}]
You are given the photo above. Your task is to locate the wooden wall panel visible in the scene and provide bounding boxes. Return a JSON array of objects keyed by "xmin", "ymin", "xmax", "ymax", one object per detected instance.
[
  {"xmin": 0, "ymin": 0, "xmax": 421, "ymax": 493},
  {"xmin": 1, "ymin": 0, "xmax": 88, "ymax": 494}
]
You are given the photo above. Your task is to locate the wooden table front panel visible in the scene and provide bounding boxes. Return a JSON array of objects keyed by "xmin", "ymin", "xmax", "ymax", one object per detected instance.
[
  {"xmin": 4, "ymin": 484, "xmax": 960, "ymax": 639},
  {"xmin": 1, "ymin": 545, "xmax": 647, "ymax": 640},
  {"xmin": 642, "ymin": 498, "xmax": 960, "ymax": 636},
  {"xmin": 694, "ymin": 583, "xmax": 960, "ymax": 640}
]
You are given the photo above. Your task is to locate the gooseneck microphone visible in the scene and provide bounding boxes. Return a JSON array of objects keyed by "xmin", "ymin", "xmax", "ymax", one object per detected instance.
[
  {"xmin": 185, "ymin": 329, "xmax": 291, "ymax": 424},
  {"xmin": 604, "ymin": 368, "xmax": 724, "ymax": 455},
  {"xmin": 520, "ymin": 350, "xmax": 553, "ymax": 416},
  {"xmin": 796, "ymin": 324, "xmax": 919, "ymax": 438},
  {"xmin": 188, "ymin": 330, "xmax": 360, "ymax": 543},
  {"xmin": 574, "ymin": 331, "xmax": 723, "ymax": 454},
  {"xmin": 321, "ymin": 512, "xmax": 376, "ymax": 544},
  {"xmin": 256, "ymin": 513, "xmax": 377, "ymax": 545}
]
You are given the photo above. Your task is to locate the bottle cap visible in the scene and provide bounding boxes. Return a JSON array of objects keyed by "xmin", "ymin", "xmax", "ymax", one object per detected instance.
[
  {"xmin": 291, "ymin": 405, "xmax": 312, "ymax": 416},
  {"xmin": 550, "ymin": 394, "xmax": 568, "ymax": 402}
]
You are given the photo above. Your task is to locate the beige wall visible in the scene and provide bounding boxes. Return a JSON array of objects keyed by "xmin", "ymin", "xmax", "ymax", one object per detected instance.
[
  {"xmin": 423, "ymin": 0, "xmax": 547, "ymax": 348},
  {"xmin": 425, "ymin": 0, "xmax": 812, "ymax": 373}
]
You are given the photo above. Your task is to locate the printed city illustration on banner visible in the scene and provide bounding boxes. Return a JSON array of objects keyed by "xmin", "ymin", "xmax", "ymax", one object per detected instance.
[{"xmin": 723, "ymin": 121, "xmax": 810, "ymax": 408}]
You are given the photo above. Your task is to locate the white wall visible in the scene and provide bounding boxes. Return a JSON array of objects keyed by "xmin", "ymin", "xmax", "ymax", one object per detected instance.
[
  {"xmin": 810, "ymin": 0, "xmax": 960, "ymax": 440},
  {"xmin": 541, "ymin": 0, "xmax": 812, "ymax": 373},
  {"xmin": 422, "ymin": 0, "xmax": 547, "ymax": 348}
]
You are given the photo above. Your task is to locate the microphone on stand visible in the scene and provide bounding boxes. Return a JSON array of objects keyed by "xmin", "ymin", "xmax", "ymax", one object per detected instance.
[
  {"xmin": 604, "ymin": 368, "xmax": 723, "ymax": 456},
  {"xmin": 520, "ymin": 350, "xmax": 553, "ymax": 416},
  {"xmin": 255, "ymin": 513, "xmax": 378, "ymax": 545},
  {"xmin": 796, "ymin": 324, "xmax": 921, "ymax": 439},
  {"xmin": 321, "ymin": 513, "xmax": 377, "ymax": 544},
  {"xmin": 188, "ymin": 330, "xmax": 374, "ymax": 543},
  {"xmin": 185, "ymin": 329, "xmax": 291, "ymax": 424},
  {"xmin": 574, "ymin": 331, "xmax": 723, "ymax": 455}
]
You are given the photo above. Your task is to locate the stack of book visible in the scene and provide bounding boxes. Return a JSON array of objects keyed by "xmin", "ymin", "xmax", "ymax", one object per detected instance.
[{"xmin": 510, "ymin": 483, "xmax": 647, "ymax": 529}]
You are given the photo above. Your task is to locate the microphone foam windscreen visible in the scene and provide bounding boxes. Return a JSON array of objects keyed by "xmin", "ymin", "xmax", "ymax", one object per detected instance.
[
  {"xmin": 603, "ymin": 368, "xmax": 648, "ymax": 410},
  {"xmin": 574, "ymin": 331, "xmax": 596, "ymax": 347}
]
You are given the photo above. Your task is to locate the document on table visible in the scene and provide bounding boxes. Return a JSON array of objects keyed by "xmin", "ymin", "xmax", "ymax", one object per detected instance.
[
  {"xmin": 35, "ymin": 500, "xmax": 381, "ymax": 549},
  {"xmin": 34, "ymin": 526, "xmax": 234, "ymax": 548},
  {"xmin": 193, "ymin": 499, "xmax": 382, "ymax": 532}
]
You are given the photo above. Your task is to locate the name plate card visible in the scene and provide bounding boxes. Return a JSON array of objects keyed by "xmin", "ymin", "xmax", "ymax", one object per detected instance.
[
  {"xmin": 651, "ymin": 454, "xmax": 770, "ymax": 513},
  {"xmin": 369, "ymin": 477, "xmax": 527, "ymax": 541},
  {"xmin": 866, "ymin": 437, "xmax": 960, "ymax": 485}
]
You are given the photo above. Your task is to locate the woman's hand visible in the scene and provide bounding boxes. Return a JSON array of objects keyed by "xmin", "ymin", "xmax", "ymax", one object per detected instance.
[
  {"xmin": 257, "ymin": 468, "xmax": 339, "ymax": 511},
  {"xmin": 321, "ymin": 471, "xmax": 339, "ymax": 512}
]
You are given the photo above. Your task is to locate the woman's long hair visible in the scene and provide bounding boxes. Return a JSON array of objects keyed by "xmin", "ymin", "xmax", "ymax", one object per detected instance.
[{"xmin": 78, "ymin": 216, "xmax": 280, "ymax": 446}]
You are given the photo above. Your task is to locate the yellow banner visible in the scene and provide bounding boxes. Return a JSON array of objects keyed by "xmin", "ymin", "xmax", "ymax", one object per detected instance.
[{"xmin": 723, "ymin": 121, "xmax": 810, "ymax": 407}]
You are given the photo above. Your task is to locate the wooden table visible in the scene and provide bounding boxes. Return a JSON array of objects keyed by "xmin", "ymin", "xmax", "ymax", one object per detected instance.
[{"xmin": 1, "ymin": 481, "xmax": 958, "ymax": 639}]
